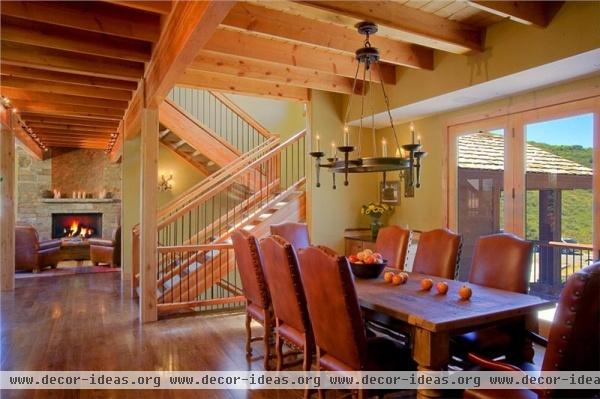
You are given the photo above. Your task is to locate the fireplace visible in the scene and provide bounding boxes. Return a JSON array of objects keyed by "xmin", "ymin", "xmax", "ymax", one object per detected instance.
[{"xmin": 52, "ymin": 213, "xmax": 102, "ymax": 239}]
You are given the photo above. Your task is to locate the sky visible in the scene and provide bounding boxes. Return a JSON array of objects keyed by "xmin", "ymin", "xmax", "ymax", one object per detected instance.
[{"xmin": 525, "ymin": 113, "xmax": 593, "ymax": 148}]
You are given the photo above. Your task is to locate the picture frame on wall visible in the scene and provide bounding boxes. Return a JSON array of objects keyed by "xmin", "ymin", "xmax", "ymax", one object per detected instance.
[{"xmin": 380, "ymin": 180, "xmax": 400, "ymax": 205}]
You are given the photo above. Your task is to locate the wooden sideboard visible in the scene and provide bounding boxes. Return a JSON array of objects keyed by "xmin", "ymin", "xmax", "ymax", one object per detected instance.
[
  {"xmin": 344, "ymin": 228, "xmax": 377, "ymax": 256},
  {"xmin": 344, "ymin": 228, "xmax": 421, "ymax": 270}
]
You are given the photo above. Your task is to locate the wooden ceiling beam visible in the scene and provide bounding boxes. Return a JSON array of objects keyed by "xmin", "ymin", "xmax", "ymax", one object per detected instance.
[
  {"xmin": 1, "ymin": 1, "xmax": 160, "ymax": 42},
  {"xmin": 13, "ymin": 120, "xmax": 44, "ymax": 160},
  {"xmin": 1, "ymin": 87, "xmax": 129, "ymax": 110},
  {"xmin": 1, "ymin": 16, "xmax": 152, "ymax": 63},
  {"xmin": 206, "ymin": 28, "xmax": 398, "ymax": 83},
  {"xmin": 19, "ymin": 114, "xmax": 120, "ymax": 129},
  {"xmin": 10, "ymin": 100, "xmax": 124, "ymax": 120},
  {"xmin": 143, "ymin": 0, "xmax": 234, "ymax": 107},
  {"xmin": 221, "ymin": 3, "xmax": 434, "ymax": 67},
  {"xmin": 46, "ymin": 143, "xmax": 106, "ymax": 149},
  {"xmin": 289, "ymin": 1, "xmax": 483, "ymax": 54},
  {"xmin": 0, "ymin": 65, "xmax": 138, "ymax": 91},
  {"xmin": 1, "ymin": 76, "xmax": 133, "ymax": 101},
  {"xmin": 191, "ymin": 50, "xmax": 355, "ymax": 94},
  {"xmin": 26, "ymin": 123, "xmax": 116, "ymax": 133},
  {"xmin": 178, "ymin": 69, "xmax": 309, "ymax": 102},
  {"xmin": 104, "ymin": 1, "xmax": 172, "ymax": 15},
  {"xmin": 1, "ymin": 41, "xmax": 144, "ymax": 81},
  {"xmin": 124, "ymin": 0, "xmax": 233, "ymax": 139},
  {"xmin": 33, "ymin": 128, "xmax": 115, "ymax": 136},
  {"xmin": 467, "ymin": 1, "xmax": 563, "ymax": 28}
]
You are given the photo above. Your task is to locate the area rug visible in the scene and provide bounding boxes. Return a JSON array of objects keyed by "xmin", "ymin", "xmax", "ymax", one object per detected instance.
[{"xmin": 16, "ymin": 266, "xmax": 120, "ymax": 279}]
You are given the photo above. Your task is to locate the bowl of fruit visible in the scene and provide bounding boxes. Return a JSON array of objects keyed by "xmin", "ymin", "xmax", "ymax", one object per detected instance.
[{"xmin": 347, "ymin": 249, "xmax": 387, "ymax": 279}]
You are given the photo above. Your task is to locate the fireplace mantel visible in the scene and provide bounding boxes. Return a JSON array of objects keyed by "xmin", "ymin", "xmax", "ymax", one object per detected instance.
[{"xmin": 42, "ymin": 199, "xmax": 120, "ymax": 204}]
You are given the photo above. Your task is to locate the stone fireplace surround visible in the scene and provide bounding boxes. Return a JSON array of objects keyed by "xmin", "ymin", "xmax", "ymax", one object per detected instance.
[{"xmin": 16, "ymin": 146, "xmax": 121, "ymax": 241}]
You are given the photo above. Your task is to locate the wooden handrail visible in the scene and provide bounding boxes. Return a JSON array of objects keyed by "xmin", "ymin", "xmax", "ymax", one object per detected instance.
[
  {"xmin": 158, "ymin": 243, "xmax": 234, "ymax": 253},
  {"xmin": 157, "ymin": 135, "xmax": 279, "ymax": 219},
  {"xmin": 157, "ymin": 129, "xmax": 306, "ymax": 229},
  {"xmin": 209, "ymin": 91, "xmax": 272, "ymax": 139},
  {"xmin": 548, "ymin": 241, "xmax": 593, "ymax": 251}
]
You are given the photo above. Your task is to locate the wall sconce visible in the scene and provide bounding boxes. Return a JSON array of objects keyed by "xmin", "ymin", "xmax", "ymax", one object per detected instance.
[{"xmin": 158, "ymin": 172, "xmax": 174, "ymax": 192}]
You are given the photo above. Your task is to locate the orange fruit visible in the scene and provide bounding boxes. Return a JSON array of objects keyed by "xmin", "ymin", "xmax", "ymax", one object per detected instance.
[
  {"xmin": 392, "ymin": 274, "xmax": 403, "ymax": 285},
  {"xmin": 383, "ymin": 271, "xmax": 395, "ymax": 283},
  {"xmin": 420, "ymin": 278, "xmax": 433, "ymax": 290},
  {"xmin": 459, "ymin": 285, "xmax": 472, "ymax": 300},
  {"xmin": 436, "ymin": 281, "xmax": 449, "ymax": 295}
]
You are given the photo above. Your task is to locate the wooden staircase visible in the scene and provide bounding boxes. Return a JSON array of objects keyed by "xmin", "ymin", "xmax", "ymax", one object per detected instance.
[{"xmin": 132, "ymin": 88, "xmax": 307, "ymax": 315}]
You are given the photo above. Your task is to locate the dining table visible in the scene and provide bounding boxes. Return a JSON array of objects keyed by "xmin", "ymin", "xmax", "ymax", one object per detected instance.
[{"xmin": 354, "ymin": 270, "xmax": 553, "ymax": 398}]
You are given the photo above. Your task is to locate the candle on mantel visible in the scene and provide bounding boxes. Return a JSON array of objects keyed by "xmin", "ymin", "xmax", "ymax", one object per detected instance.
[
  {"xmin": 381, "ymin": 138, "xmax": 388, "ymax": 157},
  {"xmin": 343, "ymin": 125, "xmax": 350, "ymax": 146},
  {"xmin": 410, "ymin": 122, "xmax": 415, "ymax": 144},
  {"xmin": 331, "ymin": 141, "xmax": 336, "ymax": 158},
  {"xmin": 315, "ymin": 134, "xmax": 321, "ymax": 152}
]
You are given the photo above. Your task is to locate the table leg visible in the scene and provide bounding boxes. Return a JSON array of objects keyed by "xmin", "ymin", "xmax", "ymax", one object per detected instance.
[{"xmin": 412, "ymin": 328, "xmax": 449, "ymax": 399}]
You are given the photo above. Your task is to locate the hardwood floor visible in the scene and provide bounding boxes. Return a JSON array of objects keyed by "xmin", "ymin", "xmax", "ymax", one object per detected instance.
[{"xmin": 1, "ymin": 272, "xmax": 304, "ymax": 399}]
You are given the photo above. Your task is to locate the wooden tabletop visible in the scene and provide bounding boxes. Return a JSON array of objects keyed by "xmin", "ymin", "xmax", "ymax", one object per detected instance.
[{"xmin": 355, "ymin": 270, "xmax": 552, "ymax": 333}]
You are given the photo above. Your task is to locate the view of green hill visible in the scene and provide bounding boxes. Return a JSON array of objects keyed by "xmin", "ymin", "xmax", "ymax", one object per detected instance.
[{"xmin": 525, "ymin": 142, "xmax": 593, "ymax": 244}]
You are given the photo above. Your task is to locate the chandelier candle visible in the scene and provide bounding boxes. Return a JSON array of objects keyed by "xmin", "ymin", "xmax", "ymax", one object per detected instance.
[{"xmin": 382, "ymin": 139, "xmax": 388, "ymax": 157}]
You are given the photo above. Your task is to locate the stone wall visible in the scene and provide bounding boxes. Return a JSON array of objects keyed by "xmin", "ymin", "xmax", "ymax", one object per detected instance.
[
  {"xmin": 52, "ymin": 148, "xmax": 121, "ymax": 198},
  {"xmin": 16, "ymin": 146, "xmax": 121, "ymax": 240}
]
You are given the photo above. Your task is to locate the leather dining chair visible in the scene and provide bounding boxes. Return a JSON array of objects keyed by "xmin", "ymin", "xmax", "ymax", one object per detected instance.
[
  {"xmin": 231, "ymin": 229, "xmax": 273, "ymax": 370},
  {"xmin": 412, "ymin": 228, "xmax": 461, "ymax": 279},
  {"xmin": 297, "ymin": 245, "xmax": 415, "ymax": 377},
  {"xmin": 270, "ymin": 222, "xmax": 310, "ymax": 251},
  {"xmin": 453, "ymin": 233, "xmax": 534, "ymax": 362},
  {"xmin": 375, "ymin": 225, "xmax": 411, "ymax": 269},
  {"xmin": 464, "ymin": 261, "xmax": 600, "ymax": 399},
  {"xmin": 260, "ymin": 235, "xmax": 314, "ymax": 374}
]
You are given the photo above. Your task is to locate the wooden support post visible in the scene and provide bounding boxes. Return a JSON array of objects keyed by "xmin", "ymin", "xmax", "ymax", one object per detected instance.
[
  {"xmin": 139, "ymin": 106, "xmax": 159, "ymax": 322},
  {"xmin": 1, "ymin": 109, "xmax": 16, "ymax": 291}
]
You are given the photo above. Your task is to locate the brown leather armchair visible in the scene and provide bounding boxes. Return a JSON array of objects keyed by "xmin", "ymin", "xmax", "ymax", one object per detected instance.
[
  {"xmin": 15, "ymin": 225, "xmax": 61, "ymax": 273},
  {"xmin": 89, "ymin": 227, "xmax": 121, "ymax": 267},
  {"xmin": 232, "ymin": 229, "xmax": 273, "ymax": 370},
  {"xmin": 260, "ymin": 235, "xmax": 314, "ymax": 372},
  {"xmin": 464, "ymin": 262, "xmax": 600, "ymax": 399},
  {"xmin": 412, "ymin": 228, "xmax": 462, "ymax": 279},
  {"xmin": 453, "ymin": 233, "xmax": 534, "ymax": 362},
  {"xmin": 296, "ymin": 245, "xmax": 415, "ymax": 374},
  {"xmin": 375, "ymin": 225, "xmax": 411, "ymax": 269},
  {"xmin": 270, "ymin": 222, "xmax": 310, "ymax": 251}
]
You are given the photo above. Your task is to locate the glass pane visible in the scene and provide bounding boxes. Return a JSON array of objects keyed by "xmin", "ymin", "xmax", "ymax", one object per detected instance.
[
  {"xmin": 457, "ymin": 129, "xmax": 505, "ymax": 280},
  {"xmin": 525, "ymin": 113, "xmax": 594, "ymax": 299}
]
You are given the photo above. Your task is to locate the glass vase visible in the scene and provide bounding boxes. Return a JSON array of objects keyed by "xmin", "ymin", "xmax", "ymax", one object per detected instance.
[{"xmin": 370, "ymin": 217, "xmax": 383, "ymax": 240}]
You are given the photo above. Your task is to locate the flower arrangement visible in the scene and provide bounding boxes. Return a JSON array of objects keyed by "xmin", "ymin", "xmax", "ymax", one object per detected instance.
[
  {"xmin": 361, "ymin": 202, "xmax": 392, "ymax": 239},
  {"xmin": 361, "ymin": 202, "xmax": 391, "ymax": 217}
]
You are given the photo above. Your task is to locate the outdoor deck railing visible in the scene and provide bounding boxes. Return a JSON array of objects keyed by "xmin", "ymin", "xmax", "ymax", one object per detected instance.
[{"xmin": 529, "ymin": 240, "xmax": 595, "ymax": 299}]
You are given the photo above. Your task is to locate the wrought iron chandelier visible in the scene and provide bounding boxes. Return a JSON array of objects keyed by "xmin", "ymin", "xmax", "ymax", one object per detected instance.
[{"xmin": 309, "ymin": 22, "xmax": 426, "ymax": 197}]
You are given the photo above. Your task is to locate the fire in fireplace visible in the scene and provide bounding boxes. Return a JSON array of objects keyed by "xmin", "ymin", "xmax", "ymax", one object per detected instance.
[{"xmin": 52, "ymin": 213, "xmax": 102, "ymax": 239}]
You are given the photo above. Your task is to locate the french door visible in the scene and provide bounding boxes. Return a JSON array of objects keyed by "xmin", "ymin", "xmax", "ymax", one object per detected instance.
[{"xmin": 447, "ymin": 97, "xmax": 599, "ymax": 296}]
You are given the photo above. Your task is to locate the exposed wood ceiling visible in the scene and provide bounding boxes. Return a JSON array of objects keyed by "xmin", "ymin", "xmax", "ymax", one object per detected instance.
[
  {"xmin": 179, "ymin": 1, "xmax": 562, "ymax": 101},
  {"xmin": 1, "ymin": 0, "xmax": 562, "ymax": 152},
  {"xmin": 0, "ymin": 1, "xmax": 169, "ymax": 152}
]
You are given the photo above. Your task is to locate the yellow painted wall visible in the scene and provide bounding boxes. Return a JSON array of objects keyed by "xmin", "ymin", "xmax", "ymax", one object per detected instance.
[
  {"xmin": 226, "ymin": 93, "xmax": 307, "ymax": 139},
  {"xmin": 348, "ymin": 2, "xmax": 600, "ymax": 119},
  {"xmin": 121, "ymin": 140, "xmax": 206, "ymax": 277},
  {"xmin": 307, "ymin": 90, "xmax": 379, "ymax": 252},
  {"xmin": 121, "ymin": 136, "xmax": 140, "ymax": 279},
  {"xmin": 375, "ymin": 74, "xmax": 600, "ymax": 232}
]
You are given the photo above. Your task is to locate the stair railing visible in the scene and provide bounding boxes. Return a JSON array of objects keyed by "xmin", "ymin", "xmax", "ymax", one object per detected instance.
[
  {"xmin": 132, "ymin": 129, "xmax": 306, "ymax": 311},
  {"xmin": 168, "ymin": 87, "xmax": 272, "ymax": 153}
]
